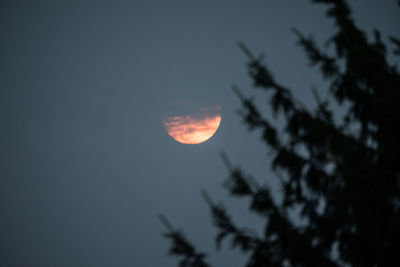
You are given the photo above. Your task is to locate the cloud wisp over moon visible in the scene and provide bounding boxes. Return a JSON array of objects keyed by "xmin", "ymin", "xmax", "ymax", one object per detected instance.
[{"xmin": 162, "ymin": 106, "xmax": 221, "ymax": 144}]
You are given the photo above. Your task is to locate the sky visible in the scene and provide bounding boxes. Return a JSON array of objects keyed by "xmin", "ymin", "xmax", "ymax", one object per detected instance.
[{"xmin": 1, "ymin": 0, "xmax": 399, "ymax": 266}]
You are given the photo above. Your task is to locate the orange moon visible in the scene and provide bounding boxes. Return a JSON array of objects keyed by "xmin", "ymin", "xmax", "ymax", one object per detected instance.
[{"xmin": 162, "ymin": 105, "xmax": 221, "ymax": 144}]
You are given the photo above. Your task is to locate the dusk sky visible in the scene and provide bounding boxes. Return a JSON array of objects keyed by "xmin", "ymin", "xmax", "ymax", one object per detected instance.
[{"xmin": 1, "ymin": 1, "xmax": 399, "ymax": 266}]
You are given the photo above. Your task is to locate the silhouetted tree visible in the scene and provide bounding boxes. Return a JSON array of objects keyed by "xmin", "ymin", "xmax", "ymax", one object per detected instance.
[{"xmin": 161, "ymin": 1, "xmax": 400, "ymax": 266}]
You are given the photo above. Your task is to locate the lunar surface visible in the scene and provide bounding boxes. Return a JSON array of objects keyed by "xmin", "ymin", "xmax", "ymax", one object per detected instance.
[{"xmin": 162, "ymin": 105, "xmax": 221, "ymax": 144}]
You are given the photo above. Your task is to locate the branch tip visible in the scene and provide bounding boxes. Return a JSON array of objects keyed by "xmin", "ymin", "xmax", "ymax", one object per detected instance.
[
  {"xmin": 238, "ymin": 41, "xmax": 255, "ymax": 60},
  {"xmin": 158, "ymin": 213, "xmax": 174, "ymax": 232},
  {"xmin": 220, "ymin": 151, "xmax": 233, "ymax": 171},
  {"xmin": 200, "ymin": 190, "xmax": 214, "ymax": 207}
]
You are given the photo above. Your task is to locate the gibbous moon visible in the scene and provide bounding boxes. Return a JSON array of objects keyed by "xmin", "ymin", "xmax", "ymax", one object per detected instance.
[{"xmin": 162, "ymin": 105, "xmax": 221, "ymax": 144}]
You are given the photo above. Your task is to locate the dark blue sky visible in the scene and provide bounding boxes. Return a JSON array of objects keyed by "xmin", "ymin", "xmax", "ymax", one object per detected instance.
[{"xmin": 1, "ymin": 1, "xmax": 399, "ymax": 266}]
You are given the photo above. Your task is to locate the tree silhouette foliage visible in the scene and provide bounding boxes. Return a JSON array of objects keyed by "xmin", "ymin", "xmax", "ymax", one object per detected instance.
[{"xmin": 161, "ymin": 1, "xmax": 400, "ymax": 266}]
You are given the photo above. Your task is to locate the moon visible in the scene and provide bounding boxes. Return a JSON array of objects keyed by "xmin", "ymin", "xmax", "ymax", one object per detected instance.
[{"xmin": 162, "ymin": 105, "xmax": 221, "ymax": 144}]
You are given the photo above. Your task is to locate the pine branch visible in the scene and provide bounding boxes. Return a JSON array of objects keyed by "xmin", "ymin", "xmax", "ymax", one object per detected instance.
[{"xmin": 159, "ymin": 214, "xmax": 211, "ymax": 267}]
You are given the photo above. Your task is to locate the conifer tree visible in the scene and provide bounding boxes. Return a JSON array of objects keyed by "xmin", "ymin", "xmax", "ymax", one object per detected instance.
[{"xmin": 161, "ymin": 1, "xmax": 400, "ymax": 266}]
